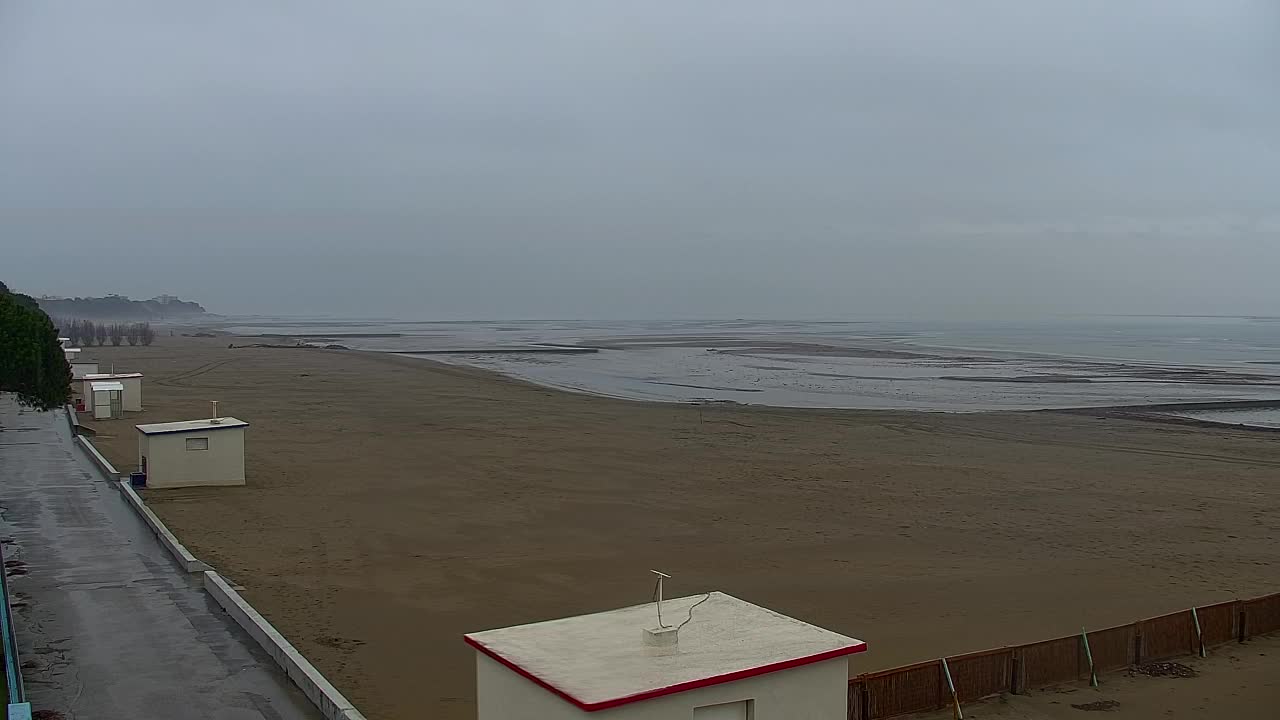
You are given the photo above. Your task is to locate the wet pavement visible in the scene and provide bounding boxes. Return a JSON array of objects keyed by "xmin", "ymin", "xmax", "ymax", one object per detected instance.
[{"xmin": 0, "ymin": 396, "xmax": 323, "ymax": 720}]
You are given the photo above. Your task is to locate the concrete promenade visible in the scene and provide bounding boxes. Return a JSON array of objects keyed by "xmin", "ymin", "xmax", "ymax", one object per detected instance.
[{"xmin": 0, "ymin": 395, "xmax": 323, "ymax": 719}]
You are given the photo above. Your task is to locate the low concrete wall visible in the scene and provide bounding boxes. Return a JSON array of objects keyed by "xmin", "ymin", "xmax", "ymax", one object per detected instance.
[
  {"xmin": 75, "ymin": 435, "xmax": 120, "ymax": 480},
  {"xmin": 204, "ymin": 572, "xmax": 367, "ymax": 720},
  {"xmin": 74, "ymin": 432, "xmax": 366, "ymax": 720},
  {"xmin": 115, "ymin": 480, "xmax": 211, "ymax": 573},
  {"xmin": 74, "ymin": 433, "xmax": 209, "ymax": 572}
]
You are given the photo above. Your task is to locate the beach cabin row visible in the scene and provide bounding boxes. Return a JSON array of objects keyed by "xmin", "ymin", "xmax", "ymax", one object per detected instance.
[
  {"xmin": 80, "ymin": 373, "xmax": 143, "ymax": 412},
  {"xmin": 58, "ymin": 336, "xmax": 145, "ymax": 412},
  {"xmin": 60, "ymin": 337, "xmax": 91, "ymax": 370},
  {"xmin": 60, "ymin": 336, "xmax": 97, "ymax": 378},
  {"xmin": 74, "ymin": 372, "xmax": 144, "ymax": 418}
]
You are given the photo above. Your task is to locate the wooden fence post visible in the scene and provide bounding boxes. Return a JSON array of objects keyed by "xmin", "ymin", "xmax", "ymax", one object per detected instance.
[{"xmin": 846, "ymin": 679, "xmax": 869, "ymax": 720}]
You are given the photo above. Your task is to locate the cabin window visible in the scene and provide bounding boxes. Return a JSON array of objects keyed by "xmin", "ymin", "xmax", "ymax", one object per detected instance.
[{"xmin": 185, "ymin": 437, "xmax": 210, "ymax": 451}]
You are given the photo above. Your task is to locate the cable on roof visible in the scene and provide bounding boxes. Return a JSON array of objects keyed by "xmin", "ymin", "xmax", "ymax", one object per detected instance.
[{"xmin": 676, "ymin": 593, "xmax": 711, "ymax": 632}]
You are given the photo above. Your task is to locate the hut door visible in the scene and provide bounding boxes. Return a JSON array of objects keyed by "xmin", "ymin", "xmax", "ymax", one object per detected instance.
[
  {"xmin": 110, "ymin": 391, "xmax": 123, "ymax": 418},
  {"xmin": 694, "ymin": 701, "xmax": 751, "ymax": 720}
]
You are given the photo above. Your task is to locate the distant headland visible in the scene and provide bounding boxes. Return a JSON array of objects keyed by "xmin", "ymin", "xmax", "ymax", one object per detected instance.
[{"xmin": 37, "ymin": 294, "xmax": 207, "ymax": 320}]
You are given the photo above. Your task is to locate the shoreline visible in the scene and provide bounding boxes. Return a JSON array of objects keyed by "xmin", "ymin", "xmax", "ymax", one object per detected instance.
[
  {"xmin": 217, "ymin": 340, "xmax": 1280, "ymax": 430},
  {"xmin": 195, "ymin": 319, "xmax": 1280, "ymax": 413},
  {"xmin": 235, "ymin": 339, "xmax": 1280, "ymax": 415},
  {"xmin": 375, "ymin": 346, "xmax": 1280, "ymax": 421}
]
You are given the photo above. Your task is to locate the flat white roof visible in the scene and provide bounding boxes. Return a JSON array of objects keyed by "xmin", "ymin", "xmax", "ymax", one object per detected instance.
[
  {"xmin": 84, "ymin": 372, "xmax": 143, "ymax": 379},
  {"xmin": 64, "ymin": 348, "xmax": 81, "ymax": 354},
  {"xmin": 136, "ymin": 417, "xmax": 249, "ymax": 435},
  {"xmin": 90, "ymin": 381, "xmax": 124, "ymax": 392},
  {"xmin": 465, "ymin": 592, "xmax": 866, "ymax": 712}
]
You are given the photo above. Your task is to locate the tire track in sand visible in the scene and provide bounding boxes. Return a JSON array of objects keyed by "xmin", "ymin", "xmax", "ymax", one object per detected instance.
[{"xmin": 156, "ymin": 358, "xmax": 240, "ymax": 389}]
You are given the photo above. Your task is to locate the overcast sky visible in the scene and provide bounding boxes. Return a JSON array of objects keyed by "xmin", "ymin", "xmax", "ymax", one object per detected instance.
[{"xmin": 3, "ymin": 1, "xmax": 1279, "ymax": 319}]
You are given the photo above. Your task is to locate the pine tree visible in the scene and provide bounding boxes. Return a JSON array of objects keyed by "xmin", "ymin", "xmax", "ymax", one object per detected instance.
[{"xmin": 0, "ymin": 283, "xmax": 72, "ymax": 410}]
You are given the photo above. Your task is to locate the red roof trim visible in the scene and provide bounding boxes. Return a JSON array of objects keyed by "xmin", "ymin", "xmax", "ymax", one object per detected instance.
[{"xmin": 464, "ymin": 635, "xmax": 867, "ymax": 712}]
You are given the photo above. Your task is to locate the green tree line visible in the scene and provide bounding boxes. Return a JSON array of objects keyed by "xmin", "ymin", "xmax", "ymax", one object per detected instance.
[{"xmin": 0, "ymin": 281, "xmax": 71, "ymax": 410}]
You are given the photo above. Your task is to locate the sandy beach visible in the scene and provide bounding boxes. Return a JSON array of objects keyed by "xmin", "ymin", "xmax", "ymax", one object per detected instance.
[
  {"xmin": 916, "ymin": 634, "xmax": 1280, "ymax": 720},
  {"xmin": 82, "ymin": 337, "xmax": 1280, "ymax": 720}
]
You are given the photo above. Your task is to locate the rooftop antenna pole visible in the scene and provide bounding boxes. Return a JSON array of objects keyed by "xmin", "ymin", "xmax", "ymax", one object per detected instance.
[
  {"xmin": 210, "ymin": 400, "xmax": 220, "ymax": 423},
  {"xmin": 650, "ymin": 570, "xmax": 671, "ymax": 628}
]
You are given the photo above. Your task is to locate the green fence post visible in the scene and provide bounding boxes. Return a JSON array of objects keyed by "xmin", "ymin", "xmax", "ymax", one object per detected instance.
[
  {"xmin": 941, "ymin": 657, "xmax": 963, "ymax": 720},
  {"xmin": 1081, "ymin": 629, "xmax": 1098, "ymax": 688},
  {"xmin": 1191, "ymin": 607, "xmax": 1205, "ymax": 658}
]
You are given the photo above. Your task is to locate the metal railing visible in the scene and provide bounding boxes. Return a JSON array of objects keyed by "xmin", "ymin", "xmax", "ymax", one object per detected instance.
[{"xmin": 0, "ymin": 538, "xmax": 25, "ymax": 708}]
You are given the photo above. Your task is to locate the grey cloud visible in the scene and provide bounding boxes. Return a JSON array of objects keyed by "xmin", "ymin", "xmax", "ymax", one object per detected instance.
[{"xmin": 3, "ymin": 1, "xmax": 1279, "ymax": 318}]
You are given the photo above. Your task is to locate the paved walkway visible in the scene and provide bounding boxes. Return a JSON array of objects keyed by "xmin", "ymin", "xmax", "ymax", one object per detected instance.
[{"xmin": 0, "ymin": 396, "xmax": 323, "ymax": 720}]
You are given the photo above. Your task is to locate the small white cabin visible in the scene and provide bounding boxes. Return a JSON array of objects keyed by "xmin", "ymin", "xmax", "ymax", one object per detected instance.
[
  {"xmin": 135, "ymin": 417, "xmax": 248, "ymax": 488},
  {"xmin": 64, "ymin": 347, "xmax": 82, "ymax": 361},
  {"xmin": 89, "ymin": 381, "xmax": 124, "ymax": 420},
  {"xmin": 466, "ymin": 592, "xmax": 867, "ymax": 720},
  {"xmin": 70, "ymin": 361, "xmax": 100, "ymax": 380},
  {"xmin": 81, "ymin": 373, "xmax": 143, "ymax": 412}
]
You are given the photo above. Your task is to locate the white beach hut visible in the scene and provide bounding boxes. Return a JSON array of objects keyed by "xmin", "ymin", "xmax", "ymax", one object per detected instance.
[
  {"xmin": 135, "ymin": 417, "xmax": 248, "ymax": 488},
  {"xmin": 89, "ymin": 381, "xmax": 125, "ymax": 420},
  {"xmin": 466, "ymin": 591, "xmax": 866, "ymax": 720},
  {"xmin": 70, "ymin": 361, "xmax": 100, "ymax": 380},
  {"xmin": 81, "ymin": 373, "xmax": 143, "ymax": 412},
  {"xmin": 64, "ymin": 347, "xmax": 82, "ymax": 362}
]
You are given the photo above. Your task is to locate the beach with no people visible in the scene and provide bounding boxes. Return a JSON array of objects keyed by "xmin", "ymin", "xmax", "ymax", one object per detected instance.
[{"xmin": 82, "ymin": 335, "xmax": 1280, "ymax": 720}]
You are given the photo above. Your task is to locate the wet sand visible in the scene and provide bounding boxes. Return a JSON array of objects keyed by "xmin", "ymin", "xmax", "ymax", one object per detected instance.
[{"xmin": 82, "ymin": 337, "xmax": 1280, "ymax": 720}]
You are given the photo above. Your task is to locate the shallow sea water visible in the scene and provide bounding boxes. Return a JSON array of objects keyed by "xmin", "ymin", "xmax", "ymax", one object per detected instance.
[{"xmin": 223, "ymin": 317, "xmax": 1280, "ymax": 413}]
